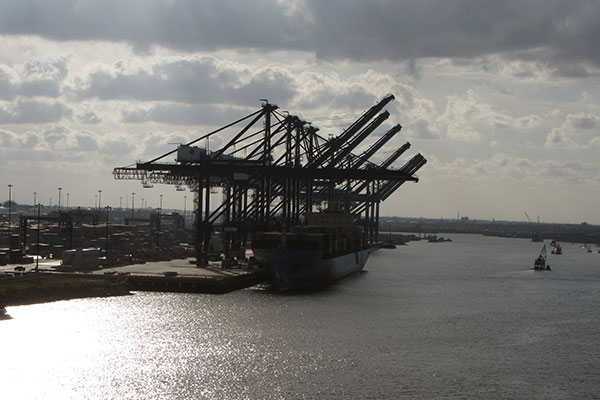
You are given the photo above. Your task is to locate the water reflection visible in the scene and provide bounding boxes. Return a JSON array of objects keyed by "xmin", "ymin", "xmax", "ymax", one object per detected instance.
[{"xmin": 2, "ymin": 235, "xmax": 600, "ymax": 399}]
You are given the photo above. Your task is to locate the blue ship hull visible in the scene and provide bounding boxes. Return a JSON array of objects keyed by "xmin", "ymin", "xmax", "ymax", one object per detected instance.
[{"xmin": 252, "ymin": 248, "xmax": 369, "ymax": 289}]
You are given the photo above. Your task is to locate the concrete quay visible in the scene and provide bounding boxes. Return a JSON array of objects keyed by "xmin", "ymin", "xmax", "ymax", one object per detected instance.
[
  {"xmin": 1, "ymin": 258, "xmax": 269, "ymax": 296},
  {"xmin": 95, "ymin": 258, "xmax": 269, "ymax": 294}
]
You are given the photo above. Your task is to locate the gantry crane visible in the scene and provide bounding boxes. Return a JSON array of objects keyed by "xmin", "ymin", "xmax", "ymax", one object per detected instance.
[{"xmin": 113, "ymin": 95, "xmax": 426, "ymax": 265}]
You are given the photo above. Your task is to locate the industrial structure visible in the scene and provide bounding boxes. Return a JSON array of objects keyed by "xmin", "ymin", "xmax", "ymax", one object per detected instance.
[
  {"xmin": 0, "ymin": 207, "xmax": 191, "ymax": 267},
  {"xmin": 113, "ymin": 95, "xmax": 427, "ymax": 265}
]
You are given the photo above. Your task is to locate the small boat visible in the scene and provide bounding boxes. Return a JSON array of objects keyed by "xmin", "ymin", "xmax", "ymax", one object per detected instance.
[
  {"xmin": 533, "ymin": 245, "xmax": 551, "ymax": 270},
  {"xmin": 551, "ymin": 241, "xmax": 562, "ymax": 255},
  {"xmin": 427, "ymin": 234, "xmax": 452, "ymax": 243}
]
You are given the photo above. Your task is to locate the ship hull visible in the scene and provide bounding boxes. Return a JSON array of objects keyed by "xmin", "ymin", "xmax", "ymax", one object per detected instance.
[{"xmin": 252, "ymin": 248, "xmax": 369, "ymax": 289}]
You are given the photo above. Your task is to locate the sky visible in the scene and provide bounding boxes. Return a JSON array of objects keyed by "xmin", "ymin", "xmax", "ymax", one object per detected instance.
[{"xmin": 0, "ymin": 0, "xmax": 599, "ymax": 224}]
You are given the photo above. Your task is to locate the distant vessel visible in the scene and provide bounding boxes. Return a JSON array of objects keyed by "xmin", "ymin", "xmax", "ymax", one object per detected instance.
[
  {"xmin": 533, "ymin": 245, "xmax": 551, "ymax": 270},
  {"xmin": 427, "ymin": 234, "xmax": 452, "ymax": 243},
  {"xmin": 252, "ymin": 212, "xmax": 368, "ymax": 289},
  {"xmin": 550, "ymin": 240, "xmax": 562, "ymax": 255}
]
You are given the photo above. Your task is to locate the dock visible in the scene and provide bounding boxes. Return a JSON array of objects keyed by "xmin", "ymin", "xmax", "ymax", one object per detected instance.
[
  {"xmin": 95, "ymin": 258, "xmax": 269, "ymax": 294},
  {"xmin": 1, "ymin": 258, "xmax": 269, "ymax": 302}
]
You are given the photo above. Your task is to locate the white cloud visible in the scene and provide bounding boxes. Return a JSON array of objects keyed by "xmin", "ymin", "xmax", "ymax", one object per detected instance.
[
  {"xmin": 545, "ymin": 112, "xmax": 599, "ymax": 149},
  {"xmin": 410, "ymin": 119, "xmax": 440, "ymax": 140},
  {"xmin": 427, "ymin": 152, "xmax": 600, "ymax": 186},
  {"xmin": 78, "ymin": 111, "xmax": 101, "ymax": 124},
  {"xmin": 0, "ymin": 99, "xmax": 72, "ymax": 123},
  {"xmin": 0, "ymin": 59, "xmax": 68, "ymax": 100},
  {"xmin": 0, "ymin": 129, "xmax": 38, "ymax": 148}
]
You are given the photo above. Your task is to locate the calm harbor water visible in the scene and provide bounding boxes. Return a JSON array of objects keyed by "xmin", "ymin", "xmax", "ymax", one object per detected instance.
[{"xmin": 2, "ymin": 234, "xmax": 600, "ymax": 399}]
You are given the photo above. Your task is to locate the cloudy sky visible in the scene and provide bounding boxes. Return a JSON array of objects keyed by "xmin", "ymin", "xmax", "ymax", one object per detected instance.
[{"xmin": 1, "ymin": 0, "xmax": 599, "ymax": 223}]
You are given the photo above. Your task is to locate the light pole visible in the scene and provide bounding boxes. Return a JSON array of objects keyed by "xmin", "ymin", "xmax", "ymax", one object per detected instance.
[
  {"xmin": 119, "ymin": 196, "xmax": 122, "ymax": 223},
  {"xmin": 57, "ymin": 187, "xmax": 63, "ymax": 211},
  {"xmin": 36, "ymin": 202, "xmax": 40, "ymax": 271},
  {"xmin": 105, "ymin": 206, "xmax": 111, "ymax": 258},
  {"xmin": 158, "ymin": 194, "xmax": 163, "ymax": 248},
  {"xmin": 7, "ymin": 184, "xmax": 13, "ymax": 233},
  {"xmin": 98, "ymin": 190, "xmax": 102, "ymax": 210},
  {"xmin": 184, "ymin": 195, "xmax": 187, "ymax": 228},
  {"xmin": 131, "ymin": 194, "xmax": 136, "ymax": 259}
]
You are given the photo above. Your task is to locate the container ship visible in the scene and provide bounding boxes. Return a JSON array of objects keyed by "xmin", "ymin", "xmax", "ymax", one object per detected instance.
[{"xmin": 252, "ymin": 212, "xmax": 368, "ymax": 289}]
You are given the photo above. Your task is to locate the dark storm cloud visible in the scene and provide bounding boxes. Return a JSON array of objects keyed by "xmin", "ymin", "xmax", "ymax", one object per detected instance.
[
  {"xmin": 1, "ymin": 0, "xmax": 598, "ymax": 68},
  {"xmin": 0, "ymin": 0, "xmax": 301, "ymax": 52},
  {"xmin": 72, "ymin": 57, "xmax": 297, "ymax": 105},
  {"xmin": 307, "ymin": 0, "xmax": 600, "ymax": 67}
]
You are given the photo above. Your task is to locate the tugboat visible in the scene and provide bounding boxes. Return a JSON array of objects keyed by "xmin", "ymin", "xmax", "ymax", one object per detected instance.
[
  {"xmin": 550, "ymin": 240, "xmax": 562, "ymax": 255},
  {"xmin": 533, "ymin": 245, "xmax": 551, "ymax": 270}
]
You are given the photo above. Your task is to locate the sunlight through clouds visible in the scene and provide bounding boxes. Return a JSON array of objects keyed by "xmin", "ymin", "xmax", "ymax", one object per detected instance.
[{"xmin": 0, "ymin": 0, "xmax": 598, "ymax": 222}]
